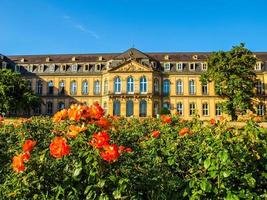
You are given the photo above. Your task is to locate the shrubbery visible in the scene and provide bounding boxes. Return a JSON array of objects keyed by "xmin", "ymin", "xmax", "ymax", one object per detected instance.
[{"xmin": 0, "ymin": 104, "xmax": 266, "ymax": 199}]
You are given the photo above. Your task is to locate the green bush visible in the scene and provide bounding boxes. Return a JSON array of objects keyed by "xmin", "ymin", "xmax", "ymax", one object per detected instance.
[{"xmin": 0, "ymin": 111, "xmax": 266, "ymax": 199}]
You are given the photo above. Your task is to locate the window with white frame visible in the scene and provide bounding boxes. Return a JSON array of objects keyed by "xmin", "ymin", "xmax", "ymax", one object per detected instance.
[
  {"xmin": 255, "ymin": 80, "xmax": 264, "ymax": 95},
  {"xmin": 163, "ymin": 79, "xmax": 170, "ymax": 96},
  {"xmin": 176, "ymin": 63, "xmax": 183, "ymax": 71},
  {"xmin": 94, "ymin": 80, "xmax": 100, "ymax": 95},
  {"xmin": 189, "ymin": 80, "xmax": 196, "ymax": 95},
  {"xmin": 58, "ymin": 80, "xmax": 65, "ymax": 95},
  {"xmin": 257, "ymin": 104, "xmax": 265, "ymax": 116},
  {"xmin": 164, "ymin": 62, "xmax": 170, "ymax": 71},
  {"xmin": 127, "ymin": 76, "xmax": 134, "ymax": 93},
  {"xmin": 202, "ymin": 63, "xmax": 208, "ymax": 71},
  {"xmin": 140, "ymin": 76, "xmax": 147, "ymax": 93},
  {"xmin": 96, "ymin": 64, "xmax": 101, "ymax": 71},
  {"xmin": 36, "ymin": 80, "xmax": 43, "ymax": 95},
  {"xmin": 189, "ymin": 63, "xmax": 195, "ymax": 71},
  {"xmin": 154, "ymin": 78, "xmax": 159, "ymax": 93},
  {"xmin": 176, "ymin": 102, "xmax": 183, "ymax": 115},
  {"xmin": 176, "ymin": 80, "xmax": 183, "ymax": 95},
  {"xmin": 114, "ymin": 77, "xmax": 121, "ymax": 94},
  {"xmin": 189, "ymin": 103, "xmax": 196, "ymax": 116},
  {"xmin": 48, "ymin": 81, "xmax": 54, "ymax": 95},
  {"xmin": 50, "ymin": 64, "xmax": 55, "ymax": 72},
  {"xmin": 202, "ymin": 103, "xmax": 209, "ymax": 116},
  {"xmin": 202, "ymin": 82, "xmax": 208, "ymax": 95},
  {"xmin": 72, "ymin": 64, "xmax": 78, "ymax": 72},
  {"xmin": 215, "ymin": 104, "xmax": 222, "ymax": 116},
  {"xmin": 70, "ymin": 81, "xmax": 77, "ymax": 95},
  {"xmin": 82, "ymin": 80, "xmax": 89, "ymax": 95},
  {"xmin": 255, "ymin": 62, "xmax": 262, "ymax": 70}
]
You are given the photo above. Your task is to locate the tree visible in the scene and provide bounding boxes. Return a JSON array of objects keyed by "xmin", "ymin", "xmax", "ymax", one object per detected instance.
[
  {"xmin": 0, "ymin": 69, "xmax": 41, "ymax": 115},
  {"xmin": 201, "ymin": 43, "xmax": 257, "ymax": 120}
]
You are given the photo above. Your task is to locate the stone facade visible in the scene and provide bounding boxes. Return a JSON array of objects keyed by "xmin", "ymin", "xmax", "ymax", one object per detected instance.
[{"xmin": 3, "ymin": 48, "xmax": 267, "ymax": 119}]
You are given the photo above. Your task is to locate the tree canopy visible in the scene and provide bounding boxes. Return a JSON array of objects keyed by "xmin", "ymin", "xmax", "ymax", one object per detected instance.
[
  {"xmin": 0, "ymin": 69, "xmax": 40, "ymax": 115},
  {"xmin": 201, "ymin": 43, "xmax": 257, "ymax": 120}
]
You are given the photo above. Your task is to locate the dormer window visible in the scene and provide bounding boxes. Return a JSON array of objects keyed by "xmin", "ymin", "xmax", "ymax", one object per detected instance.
[
  {"xmin": 164, "ymin": 62, "xmax": 170, "ymax": 71},
  {"xmin": 72, "ymin": 57, "xmax": 76, "ymax": 61},
  {"xmin": 98, "ymin": 56, "xmax": 103, "ymax": 61},
  {"xmin": 189, "ymin": 63, "xmax": 195, "ymax": 71},
  {"xmin": 85, "ymin": 64, "xmax": 89, "ymax": 71},
  {"xmin": 202, "ymin": 63, "xmax": 208, "ymax": 71},
  {"xmin": 72, "ymin": 64, "xmax": 78, "ymax": 72},
  {"xmin": 176, "ymin": 63, "xmax": 183, "ymax": 71},
  {"xmin": 192, "ymin": 55, "xmax": 198, "ymax": 60},
  {"xmin": 255, "ymin": 62, "xmax": 262, "ymax": 70},
  {"xmin": 21, "ymin": 58, "xmax": 25, "ymax": 63},
  {"xmin": 96, "ymin": 64, "xmax": 101, "ymax": 71},
  {"xmin": 46, "ymin": 57, "xmax": 50, "ymax": 62},
  {"xmin": 164, "ymin": 55, "xmax": 169, "ymax": 60},
  {"xmin": 50, "ymin": 64, "xmax": 55, "ymax": 72}
]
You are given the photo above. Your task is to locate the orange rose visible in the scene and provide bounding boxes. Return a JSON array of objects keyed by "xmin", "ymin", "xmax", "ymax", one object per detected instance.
[
  {"xmin": 22, "ymin": 139, "xmax": 37, "ymax": 152},
  {"xmin": 22, "ymin": 152, "xmax": 31, "ymax": 162},
  {"xmin": 67, "ymin": 124, "xmax": 87, "ymax": 138},
  {"xmin": 210, "ymin": 118, "xmax": 216, "ymax": 125},
  {"xmin": 161, "ymin": 115, "xmax": 172, "ymax": 124},
  {"xmin": 68, "ymin": 104, "xmax": 82, "ymax": 121},
  {"xmin": 53, "ymin": 109, "xmax": 68, "ymax": 123},
  {"xmin": 100, "ymin": 144, "xmax": 120, "ymax": 162},
  {"xmin": 12, "ymin": 154, "xmax": 25, "ymax": 173},
  {"xmin": 49, "ymin": 137, "xmax": 70, "ymax": 158},
  {"xmin": 152, "ymin": 130, "xmax": 160, "ymax": 138},
  {"xmin": 89, "ymin": 102, "xmax": 105, "ymax": 120},
  {"xmin": 89, "ymin": 131, "xmax": 110, "ymax": 149},
  {"xmin": 179, "ymin": 127, "xmax": 190, "ymax": 136},
  {"xmin": 95, "ymin": 117, "xmax": 111, "ymax": 130}
]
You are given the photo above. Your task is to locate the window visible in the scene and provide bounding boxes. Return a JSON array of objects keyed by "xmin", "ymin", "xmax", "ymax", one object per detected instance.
[
  {"xmin": 154, "ymin": 78, "xmax": 159, "ymax": 93},
  {"xmin": 72, "ymin": 64, "xmax": 78, "ymax": 72},
  {"xmin": 127, "ymin": 76, "xmax": 134, "ymax": 94},
  {"xmin": 104, "ymin": 79, "xmax": 108, "ymax": 94},
  {"xmin": 70, "ymin": 81, "xmax": 77, "ymax": 95},
  {"xmin": 189, "ymin": 103, "xmax": 196, "ymax": 116},
  {"xmin": 140, "ymin": 76, "xmax": 147, "ymax": 93},
  {"xmin": 255, "ymin": 62, "xmax": 262, "ymax": 70},
  {"xmin": 96, "ymin": 64, "xmax": 101, "ymax": 71},
  {"xmin": 48, "ymin": 81, "xmax": 54, "ymax": 95},
  {"xmin": 189, "ymin": 80, "xmax": 196, "ymax": 95},
  {"xmin": 176, "ymin": 80, "xmax": 183, "ymax": 95},
  {"xmin": 58, "ymin": 102, "xmax": 65, "ymax": 111},
  {"xmin": 34, "ymin": 104, "xmax": 41, "ymax": 115},
  {"xmin": 114, "ymin": 77, "xmax": 121, "ymax": 94},
  {"xmin": 164, "ymin": 62, "xmax": 170, "ymax": 71},
  {"xmin": 176, "ymin": 63, "xmax": 183, "ymax": 71},
  {"xmin": 202, "ymin": 103, "xmax": 209, "ymax": 116},
  {"xmin": 163, "ymin": 102, "xmax": 170, "ymax": 109},
  {"xmin": 139, "ymin": 100, "xmax": 147, "ymax": 117},
  {"xmin": 257, "ymin": 104, "xmax": 265, "ymax": 116},
  {"xmin": 255, "ymin": 80, "xmax": 264, "ymax": 95},
  {"xmin": 46, "ymin": 102, "xmax": 53, "ymax": 115},
  {"xmin": 202, "ymin": 82, "xmax": 208, "ymax": 95},
  {"xmin": 176, "ymin": 102, "xmax": 183, "ymax": 115},
  {"xmin": 113, "ymin": 100, "xmax": 120, "ymax": 116},
  {"xmin": 189, "ymin": 63, "xmax": 195, "ymax": 71},
  {"xmin": 153, "ymin": 101, "xmax": 159, "ymax": 116},
  {"xmin": 215, "ymin": 104, "xmax": 222, "ymax": 116},
  {"xmin": 50, "ymin": 64, "xmax": 55, "ymax": 72},
  {"xmin": 163, "ymin": 79, "xmax": 170, "ymax": 96},
  {"xmin": 36, "ymin": 80, "xmax": 43, "ymax": 95},
  {"xmin": 202, "ymin": 63, "xmax": 208, "ymax": 71},
  {"xmin": 126, "ymin": 100, "xmax": 134, "ymax": 117},
  {"xmin": 58, "ymin": 81, "xmax": 65, "ymax": 95},
  {"xmin": 103, "ymin": 102, "xmax": 108, "ymax": 114},
  {"xmin": 94, "ymin": 80, "xmax": 100, "ymax": 95},
  {"xmin": 82, "ymin": 80, "xmax": 88, "ymax": 95}
]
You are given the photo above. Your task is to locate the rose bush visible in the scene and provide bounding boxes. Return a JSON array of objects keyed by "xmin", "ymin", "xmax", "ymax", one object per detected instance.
[{"xmin": 0, "ymin": 103, "xmax": 266, "ymax": 199}]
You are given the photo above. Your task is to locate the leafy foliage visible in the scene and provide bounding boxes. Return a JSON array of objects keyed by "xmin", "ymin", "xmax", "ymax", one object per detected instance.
[
  {"xmin": 201, "ymin": 43, "xmax": 257, "ymax": 120},
  {"xmin": 0, "ymin": 111, "xmax": 266, "ymax": 199},
  {"xmin": 0, "ymin": 69, "xmax": 40, "ymax": 115}
]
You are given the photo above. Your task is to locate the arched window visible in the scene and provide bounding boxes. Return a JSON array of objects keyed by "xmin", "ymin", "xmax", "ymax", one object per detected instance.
[
  {"xmin": 139, "ymin": 100, "xmax": 147, "ymax": 117},
  {"xmin": 202, "ymin": 82, "xmax": 208, "ymax": 95},
  {"xmin": 94, "ymin": 80, "xmax": 100, "ymax": 95},
  {"xmin": 58, "ymin": 80, "xmax": 65, "ymax": 95},
  {"xmin": 127, "ymin": 76, "xmax": 134, "ymax": 93},
  {"xmin": 154, "ymin": 78, "xmax": 159, "ymax": 93},
  {"xmin": 140, "ymin": 76, "xmax": 147, "ymax": 93},
  {"xmin": 46, "ymin": 101, "xmax": 53, "ymax": 115},
  {"xmin": 104, "ymin": 79, "xmax": 108, "ymax": 94},
  {"xmin": 126, "ymin": 100, "xmax": 134, "ymax": 117},
  {"xmin": 58, "ymin": 102, "xmax": 65, "ymax": 111},
  {"xmin": 163, "ymin": 79, "xmax": 170, "ymax": 96},
  {"xmin": 82, "ymin": 80, "xmax": 88, "ymax": 95},
  {"xmin": 113, "ymin": 100, "xmax": 120, "ymax": 116},
  {"xmin": 36, "ymin": 80, "xmax": 43, "ymax": 95},
  {"xmin": 189, "ymin": 80, "xmax": 196, "ymax": 95},
  {"xmin": 114, "ymin": 77, "xmax": 121, "ymax": 93},
  {"xmin": 176, "ymin": 80, "xmax": 183, "ymax": 95},
  {"xmin": 176, "ymin": 102, "xmax": 183, "ymax": 115},
  {"xmin": 70, "ymin": 80, "xmax": 77, "ymax": 95},
  {"xmin": 48, "ymin": 81, "xmax": 54, "ymax": 95}
]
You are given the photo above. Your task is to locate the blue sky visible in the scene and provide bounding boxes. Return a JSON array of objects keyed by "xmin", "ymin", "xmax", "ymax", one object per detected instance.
[{"xmin": 1, "ymin": 0, "xmax": 267, "ymax": 55}]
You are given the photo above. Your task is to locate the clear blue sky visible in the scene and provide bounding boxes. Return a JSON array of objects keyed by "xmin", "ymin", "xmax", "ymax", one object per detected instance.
[{"xmin": 1, "ymin": 0, "xmax": 267, "ymax": 55}]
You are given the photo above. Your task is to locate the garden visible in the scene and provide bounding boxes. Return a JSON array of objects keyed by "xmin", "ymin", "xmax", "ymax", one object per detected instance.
[{"xmin": 0, "ymin": 103, "xmax": 266, "ymax": 199}]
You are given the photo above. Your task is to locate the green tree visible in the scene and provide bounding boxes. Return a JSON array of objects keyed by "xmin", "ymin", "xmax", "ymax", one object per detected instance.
[
  {"xmin": 201, "ymin": 43, "xmax": 257, "ymax": 120},
  {"xmin": 0, "ymin": 69, "xmax": 41, "ymax": 115}
]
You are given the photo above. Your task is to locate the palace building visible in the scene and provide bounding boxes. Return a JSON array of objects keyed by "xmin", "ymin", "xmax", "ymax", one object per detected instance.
[{"xmin": 0, "ymin": 48, "xmax": 266, "ymax": 119}]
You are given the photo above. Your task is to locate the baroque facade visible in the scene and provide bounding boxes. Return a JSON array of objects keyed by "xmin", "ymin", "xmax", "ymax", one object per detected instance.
[{"xmin": 0, "ymin": 48, "xmax": 266, "ymax": 119}]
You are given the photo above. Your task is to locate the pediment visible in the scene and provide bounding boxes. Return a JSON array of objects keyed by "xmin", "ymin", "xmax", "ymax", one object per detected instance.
[{"xmin": 109, "ymin": 60, "xmax": 153, "ymax": 72}]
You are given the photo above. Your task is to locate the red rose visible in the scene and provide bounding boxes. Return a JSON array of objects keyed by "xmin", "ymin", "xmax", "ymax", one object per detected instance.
[
  {"xmin": 100, "ymin": 144, "xmax": 120, "ymax": 162},
  {"xmin": 49, "ymin": 137, "xmax": 70, "ymax": 158},
  {"xmin": 89, "ymin": 131, "xmax": 110, "ymax": 149},
  {"xmin": 152, "ymin": 130, "xmax": 160, "ymax": 138},
  {"xmin": 22, "ymin": 139, "xmax": 37, "ymax": 152},
  {"xmin": 161, "ymin": 115, "xmax": 172, "ymax": 124}
]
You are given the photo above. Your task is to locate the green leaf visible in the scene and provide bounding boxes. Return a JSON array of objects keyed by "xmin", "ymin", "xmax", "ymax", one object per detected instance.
[
  {"xmin": 222, "ymin": 170, "xmax": 231, "ymax": 178},
  {"xmin": 200, "ymin": 179, "xmax": 211, "ymax": 192},
  {"xmin": 225, "ymin": 192, "xmax": 240, "ymax": 200},
  {"xmin": 73, "ymin": 167, "xmax": 82, "ymax": 178},
  {"xmin": 204, "ymin": 158, "xmax": 211, "ymax": 169}
]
